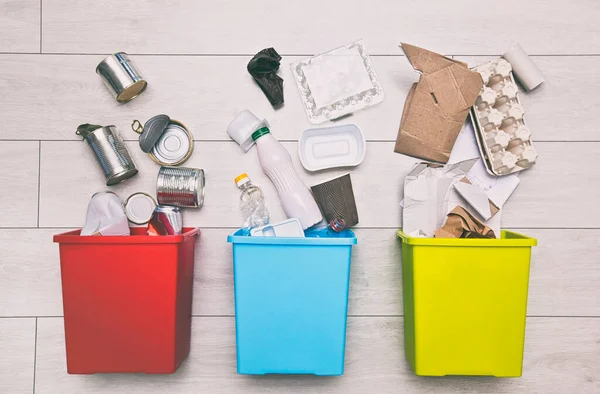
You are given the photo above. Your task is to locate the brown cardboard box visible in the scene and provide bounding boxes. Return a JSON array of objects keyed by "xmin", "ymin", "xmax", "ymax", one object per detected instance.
[{"xmin": 395, "ymin": 43, "xmax": 483, "ymax": 163}]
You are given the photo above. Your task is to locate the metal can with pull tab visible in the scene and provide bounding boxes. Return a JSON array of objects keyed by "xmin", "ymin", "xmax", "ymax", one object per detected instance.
[{"xmin": 132, "ymin": 115, "xmax": 194, "ymax": 166}]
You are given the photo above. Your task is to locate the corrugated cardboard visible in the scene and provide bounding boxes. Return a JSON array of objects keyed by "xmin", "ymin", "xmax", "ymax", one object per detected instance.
[{"xmin": 395, "ymin": 43, "xmax": 483, "ymax": 163}]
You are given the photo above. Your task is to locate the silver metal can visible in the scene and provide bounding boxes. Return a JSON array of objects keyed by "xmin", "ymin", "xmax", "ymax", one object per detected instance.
[
  {"xmin": 147, "ymin": 205, "xmax": 183, "ymax": 236},
  {"xmin": 76, "ymin": 124, "xmax": 138, "ymax": 186},
  {"xmin": 96, "ymin": 52, "xmax": 147, "ymax": 103},
  {"xmin": 156, "ymin": 166, "xmax": 205, "ymax": 208}
]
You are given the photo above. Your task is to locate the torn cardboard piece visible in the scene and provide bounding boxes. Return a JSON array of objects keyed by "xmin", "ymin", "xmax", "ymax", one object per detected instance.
[
  {"xmin": 454, "ymin": 178, "xmax": 499, "ymax": 220},
  {"xmin": 402, "ymin": 159, "xmax": 477, "ymax": 237},
  {"xmin": 435, "ymin": 206, "xmax": 496, "ymax": 239},
  {"xmin": 395, "ymin": 43, "xmax": 483, "ymax": 163}
]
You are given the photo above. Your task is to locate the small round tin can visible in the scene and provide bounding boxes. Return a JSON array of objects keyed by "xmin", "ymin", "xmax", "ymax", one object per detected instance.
[
  {"xmin": 147, "ymin": 205, "xmax": 183, "ymax": 236},
  {"xmin": 132, "ymin": 116, "xmax": 194, "ymax": 166},
  {"xmin": 156, "ymin": 166, "xmax": 205, "ymax": 208},
  {"xmin": 124, "ymin": 192, "xmax": 157, "ymax": 225},
  {"xmin": 76, "ymin": 124, "xmax": 138, "ymax": 186},
  {"xmin": 96, "ymin": 52, "xmax": 147, "ymax": 103}
]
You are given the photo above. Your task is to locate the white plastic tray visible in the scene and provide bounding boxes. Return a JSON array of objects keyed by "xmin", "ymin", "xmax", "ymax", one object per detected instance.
[
  {"xmin": 291, "ymin": 40, "xmax": 384, "ymax": 124},
  {"xmin": 298, "ymin": 124, "xmax": 366, "ymax": 171}
]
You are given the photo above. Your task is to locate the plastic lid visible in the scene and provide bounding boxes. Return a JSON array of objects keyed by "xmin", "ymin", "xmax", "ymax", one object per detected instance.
[
  {"xmin": 226, "ymin": 110, "xmax": 267, "ymax": 152},
  {"xmin": 124, "ymin": 192, "xmax": 157, "ymax": 225},
  {"xmin": 251, "ymin": 127, "xmax": 271, "ymax": 141},
  {"xmin": 234, "ymin": 173, "xmax": 250, "ymax": 187}
]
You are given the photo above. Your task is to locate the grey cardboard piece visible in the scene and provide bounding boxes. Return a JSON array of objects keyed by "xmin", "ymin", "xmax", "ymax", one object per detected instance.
[{"xmin": 395, "ymin": 43, "xmax": 483, "ymax": 163}]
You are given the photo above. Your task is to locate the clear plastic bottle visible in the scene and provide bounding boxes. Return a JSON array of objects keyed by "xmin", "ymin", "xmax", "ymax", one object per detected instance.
[
  {"xmin": 235, "ymin": 173, "xmax": 270, "ymax": 229},
  {"xmin": 326, "ymin": 218, "xmax": 348, "ymax": 236},
  {"xmin": 251, "ymin": 127, "xmax": 322, "ymax": 229}
]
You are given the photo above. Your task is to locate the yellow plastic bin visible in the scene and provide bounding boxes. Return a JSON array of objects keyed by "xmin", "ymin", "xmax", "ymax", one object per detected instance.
[{"xmin": 397, "ymin": 230, "xmax": 537, "ymax": 377}]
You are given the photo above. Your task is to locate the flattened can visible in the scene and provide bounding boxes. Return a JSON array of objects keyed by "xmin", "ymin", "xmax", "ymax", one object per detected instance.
[
  {"xmin": 96, "ymin": 52, "xmax": 147, "ymax": 103},
  {"xmin": 147, "ymin": 205, "xmax": 183, "ymax": 236},
  {"xmin": 76, "ymin": 124, "xmax": 138, "ymax": 186},
  {"xmin": 157, "ymin": 166, "xmax": 205, "ymax": 208}
]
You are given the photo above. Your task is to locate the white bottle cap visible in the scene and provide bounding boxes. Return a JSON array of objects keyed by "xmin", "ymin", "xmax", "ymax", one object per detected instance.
[{"xmin": 226, "ymin": 110, "xmax": 269, "ymax": 153}]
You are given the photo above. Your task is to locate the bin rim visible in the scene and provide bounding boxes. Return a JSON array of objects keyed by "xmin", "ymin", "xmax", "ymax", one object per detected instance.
[
  {"xmin": 397, "ymin": 229, "xmax": 537, "ymax": 247},
  {"xmin": 53, "ymin": 227, "xmax": 200, "ymax": 244},
  {"xmin": 228, "ymin": 228, "xmax": 357, "ymax": 246}
]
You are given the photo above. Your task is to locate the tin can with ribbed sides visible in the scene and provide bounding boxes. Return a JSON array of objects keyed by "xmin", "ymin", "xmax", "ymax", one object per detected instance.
[{"xmin": 156, "ymin": 166, "xmax": 205, "ymax": 208}]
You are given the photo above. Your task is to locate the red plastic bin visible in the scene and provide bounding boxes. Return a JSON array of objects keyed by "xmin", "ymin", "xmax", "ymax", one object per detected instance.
[{"xmin": 53, "ymin": 227, "xmax": 200, "ymax": 374}]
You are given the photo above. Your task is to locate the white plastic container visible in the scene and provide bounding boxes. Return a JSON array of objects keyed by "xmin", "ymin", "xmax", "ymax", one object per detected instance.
[
  {"xmin": 250, "ymin": 218, "xmax": 304, "ymax": 237},
  {"xmin": 298, "ymin": 124, "xmax": 366, "ymax": 171},
  {"xmin": 252, "ymin": 127, "xmax": 322, "ymax": 230}
]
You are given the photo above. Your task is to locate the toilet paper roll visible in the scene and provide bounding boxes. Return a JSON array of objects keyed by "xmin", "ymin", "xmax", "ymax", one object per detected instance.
[{"xmin": 502, "ymin": 43, "xmax": 544, "ymax": 91}]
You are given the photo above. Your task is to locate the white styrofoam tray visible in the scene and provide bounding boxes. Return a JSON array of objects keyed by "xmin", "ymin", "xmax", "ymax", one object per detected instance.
[{"xmin": 298, "ymin": 124, "xmax": 366, "ymax": 171}]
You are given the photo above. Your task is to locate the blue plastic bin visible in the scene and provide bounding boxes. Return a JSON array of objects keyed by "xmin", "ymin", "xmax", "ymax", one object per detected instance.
[{"xmin": 227, "ymin": 228, "xmax": 357, "ymax": 375}]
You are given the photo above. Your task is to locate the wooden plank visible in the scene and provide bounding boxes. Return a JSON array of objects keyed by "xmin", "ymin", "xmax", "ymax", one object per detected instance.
[
  {"xmin": 1, "ymin": 54, "xmax": 599, "ymax": 142},
  {"xmin": 34, "ymin": 316, "xmax": 599, "ymax": 393},
  {"xmin": 0, "ymin": 0, "xmax": 40, "ymax": 53},
  {"xmin": 0, "ymin": 141, "xmax": 39, "ymax": 227},
  {"xmin": 39, "ymin": 140, "xmax": 600, "ymax": 229},
  {"xmin": 41, "ymin": 1, "xmax": 600, "ymax": 55},
  {"xmin": 2, "ymin": 228, "xmax": 597, "ymax": 318},
  {"xmin": 0, "ymin": 318, "xmax": 36, "ymax": 394}
]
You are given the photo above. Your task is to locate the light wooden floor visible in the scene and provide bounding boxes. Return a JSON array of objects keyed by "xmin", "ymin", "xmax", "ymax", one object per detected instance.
[{"xmin": 1, "ymin": 1, "xmax": 599, "ymax": 393}]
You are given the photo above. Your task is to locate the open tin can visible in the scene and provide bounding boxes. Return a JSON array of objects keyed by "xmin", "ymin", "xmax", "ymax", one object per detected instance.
[
  {"xmin": 132, "ymin": 115, "xmax": 194, "ymax": 166},
  {"xmin": 96, "ymin": 53, "xmax": 147, "ymax": 103}
]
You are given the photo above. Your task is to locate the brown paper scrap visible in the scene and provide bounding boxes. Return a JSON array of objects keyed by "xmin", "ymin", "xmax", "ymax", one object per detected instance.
[{"xmin": 434, "ymin": 206, "xmax": 496, "ymax": 239}]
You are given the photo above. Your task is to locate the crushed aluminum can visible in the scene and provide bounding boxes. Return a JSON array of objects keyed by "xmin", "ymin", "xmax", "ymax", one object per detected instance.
[{"xmin": 147, "ymin": 205, "xmax": 183, "ymax": 236}]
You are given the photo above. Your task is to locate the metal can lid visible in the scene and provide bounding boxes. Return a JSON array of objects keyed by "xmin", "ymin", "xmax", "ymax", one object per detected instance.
[
  {"xmin": 124, "ymin": 192, "xmax": 157, "ymax": 225},
  {"xmin": 151, "ymin": 122, "xmax": 193, "ymax": 165},
  {"xmin": 138, "ymin": 114, "xmax": 171, "ymax": 153}
]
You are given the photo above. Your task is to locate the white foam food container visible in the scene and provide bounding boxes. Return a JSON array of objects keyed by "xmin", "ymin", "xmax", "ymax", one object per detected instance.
[
  {"xmin": 250, "ymin": 218, "xmax": 305, "ymax": 238},
  {"xmin": 470, "ymin": 59, "xmax": 538, "ymax": 176},
  {"xmin": 298, "ymin": 124, "xmax": 366, "ymax": 172}
]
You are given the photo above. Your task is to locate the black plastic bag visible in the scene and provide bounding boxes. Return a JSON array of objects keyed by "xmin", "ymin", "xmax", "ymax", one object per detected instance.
[{"xmin": 247, "ymin": 48, "xmax": 284, "ymax": 106}]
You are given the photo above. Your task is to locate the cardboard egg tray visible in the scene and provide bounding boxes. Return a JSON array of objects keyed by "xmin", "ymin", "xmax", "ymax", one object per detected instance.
[{"xmin": 470, "ymin": 59, "xmax": 538, "ymax": 176}]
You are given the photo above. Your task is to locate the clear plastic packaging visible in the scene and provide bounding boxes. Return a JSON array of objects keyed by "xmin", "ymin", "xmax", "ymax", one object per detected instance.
[{"xmin": 235, "ymin": 173, "xmax": 270, "ymax": 230}]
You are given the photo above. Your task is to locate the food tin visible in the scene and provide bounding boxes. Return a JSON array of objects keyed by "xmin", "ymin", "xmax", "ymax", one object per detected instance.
[
  {"xmin": 76, "ymin": 124, "xmax": 138, "ymax": 186},
  {"xmin": 156, "ymin": 166, "xmax": 205, "ymax": 208},
  {"xmin": 96, "ymin": 52, "xmax": 147, "ymax": 103},
  {"xmin": 124, "ymin": 192, "xmax": 157, "ymax": 225},
  {"xmin": 147, "ymin": 205, "xmax": 183, "ymax": 236},
  {"xmin": 132, "ymin": 115, "xmax": 194, "ymax": 166}
]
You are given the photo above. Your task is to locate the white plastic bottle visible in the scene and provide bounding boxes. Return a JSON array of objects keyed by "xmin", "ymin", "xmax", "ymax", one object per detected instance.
[
  {"xmin": 251, "ymin": 127, "xmax": 322, "ymax": 229},
  {"xmin": 235, "ymin": 173, "xmax": 270, "ymax": 229}
]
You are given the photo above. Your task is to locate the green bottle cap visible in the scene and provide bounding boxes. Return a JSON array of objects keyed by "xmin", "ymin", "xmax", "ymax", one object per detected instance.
[{"xmin": 251, "ymin": 127, "xmax": 271, "ymax": 141}]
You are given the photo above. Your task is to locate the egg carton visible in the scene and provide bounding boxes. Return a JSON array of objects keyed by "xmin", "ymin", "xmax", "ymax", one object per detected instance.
[{"xmin": 469, "ymin": 59, "xmax": 538, "ymax": 176}]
